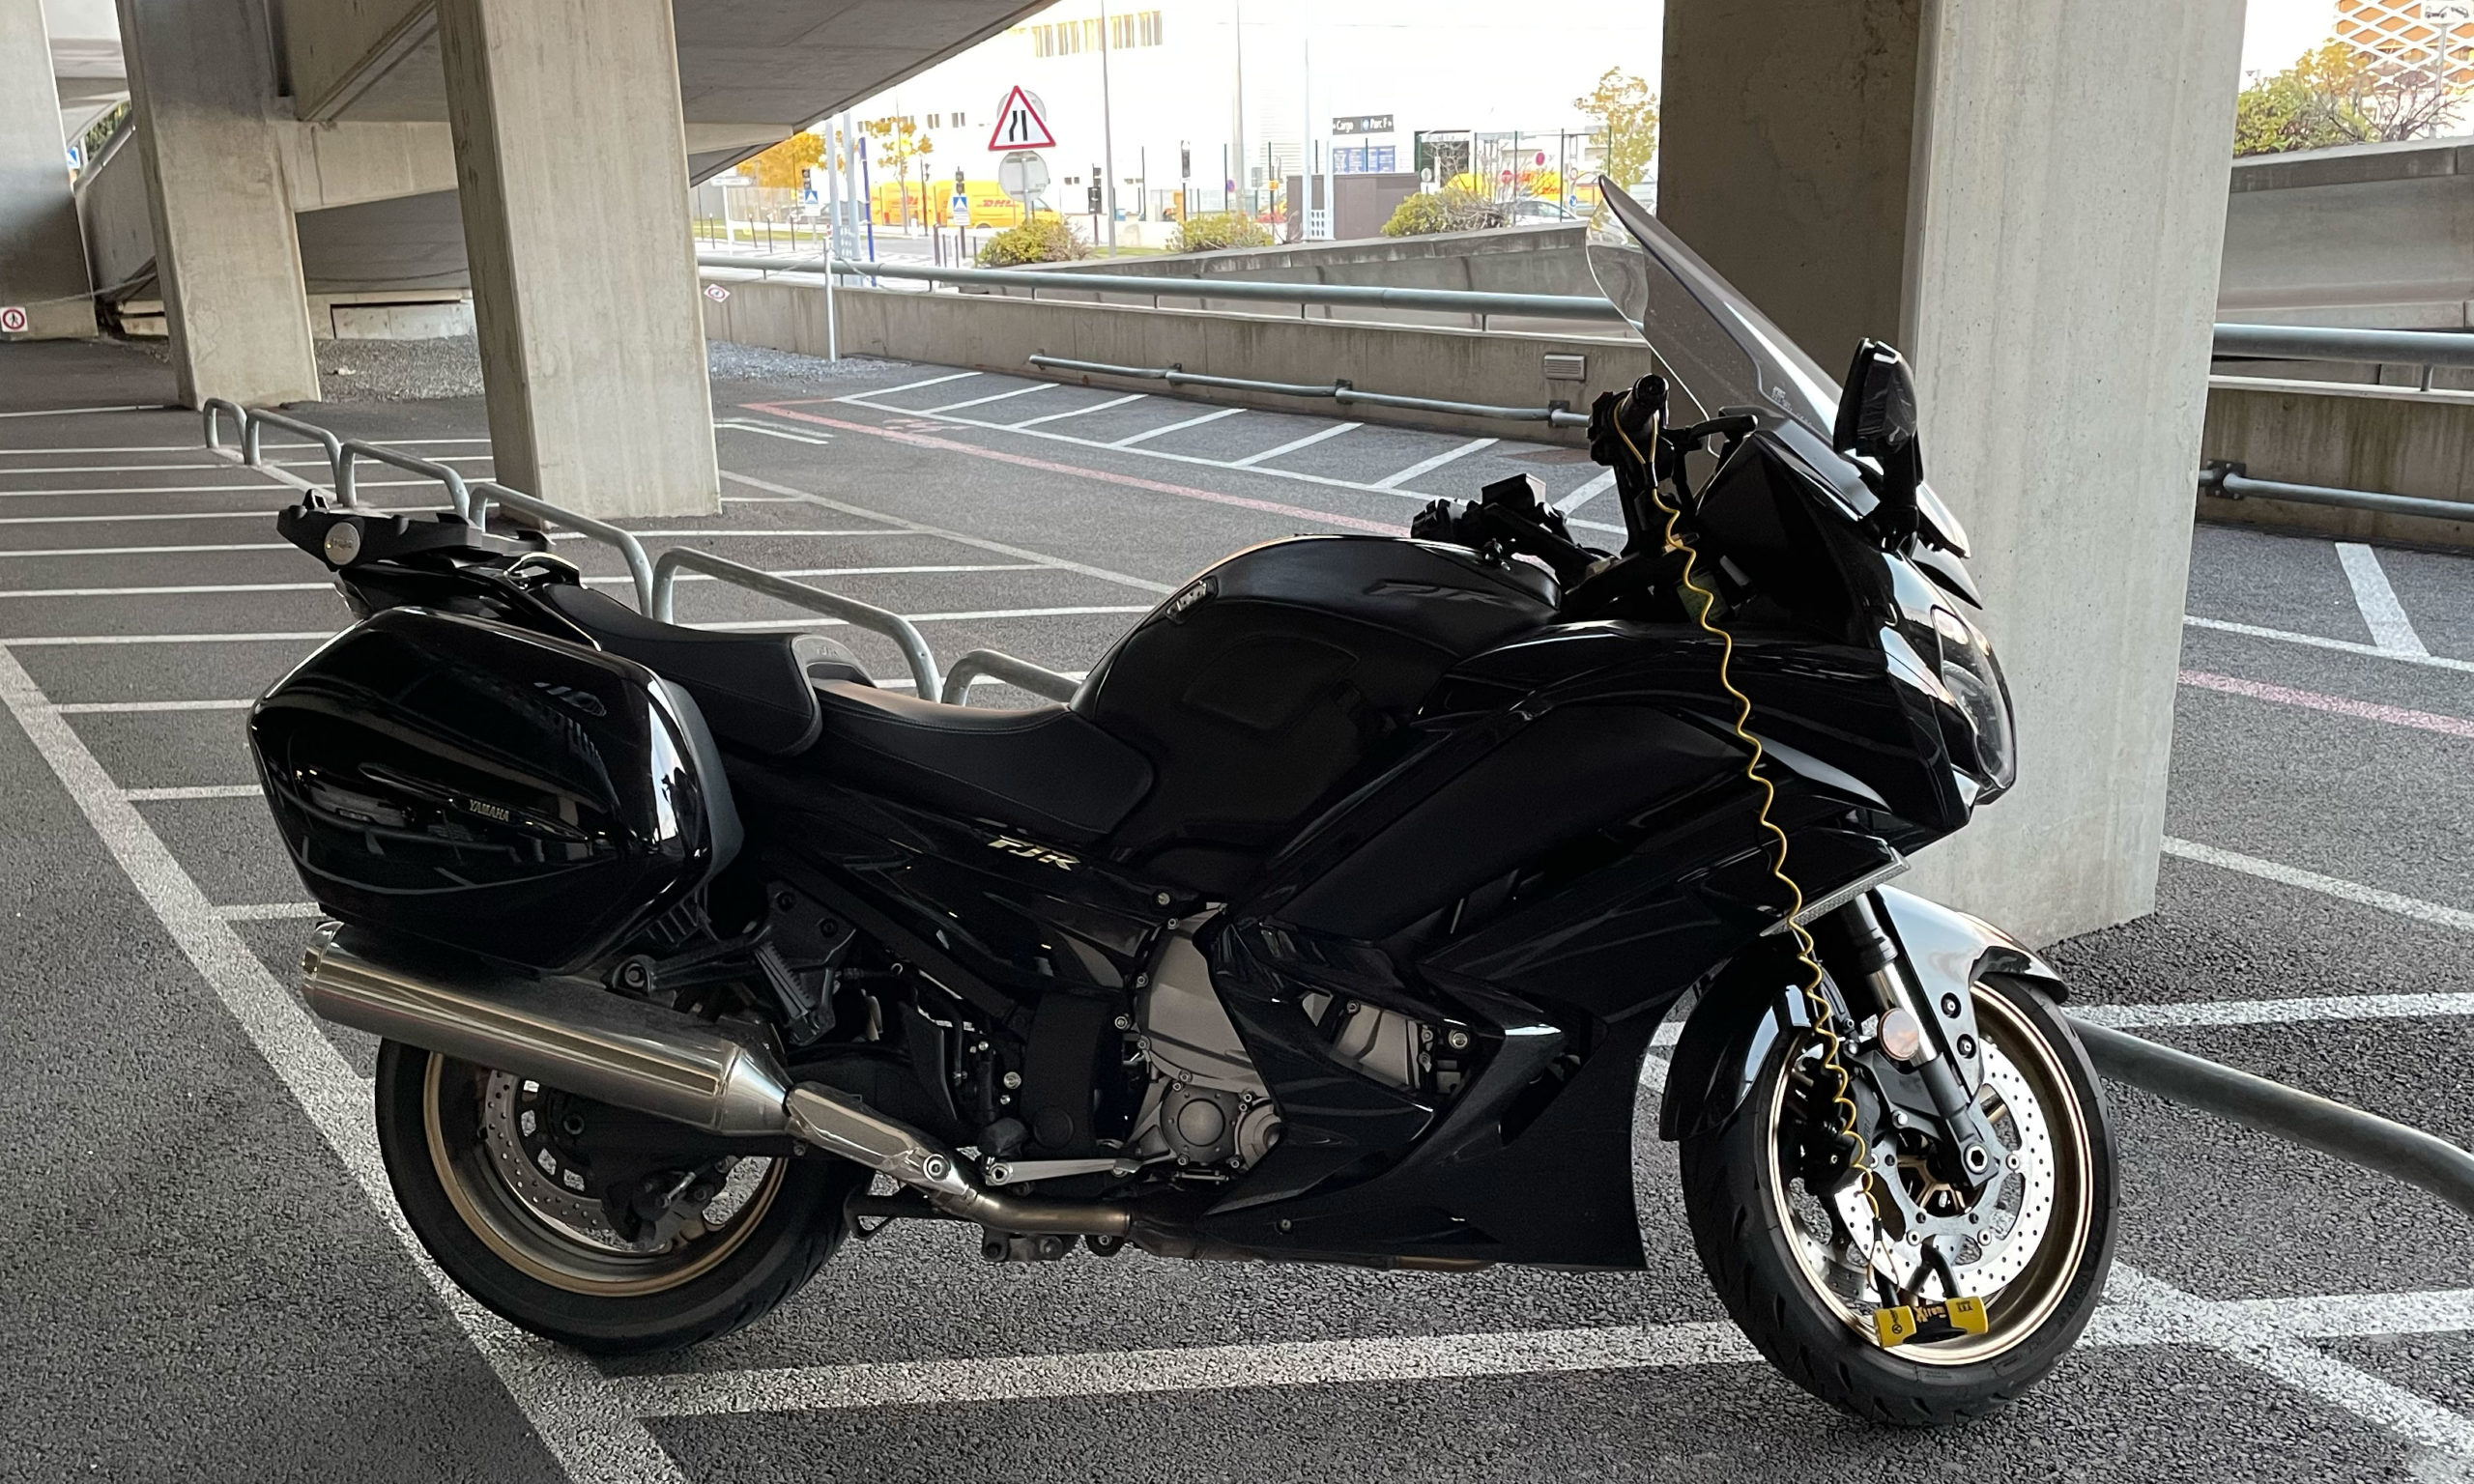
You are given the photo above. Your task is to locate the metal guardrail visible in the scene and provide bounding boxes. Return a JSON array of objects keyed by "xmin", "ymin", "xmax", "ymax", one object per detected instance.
[
  {"xmin": 2200, "ymin": 462, "xmax": 2471, "ymax": 525},
  {"xmin": 939, "ymin": 648, "xmax": 1081, "ymax": 705},
  {"xmin": 697, "ymin": 250, "xmax": 1628, "ymax": 326},
  {"xmin": 1027, "ymin": 354, "xmax": 1591, "ymax": 429},
  {"xmin": 245, "ymin": 412, "xmax": 350, "ymax": 501},
  {"xmin": 2072, "ymin": 1018, "xmax": 2474, "ymax": 1218},
  {"xmin": 471, "ymin": 480, "xmax": 658, "ymax": 614},
  {"xmin": 651, "ymin": 547, "xmax": 943, "ymax": 699},
  {"xmin": 2213, "ymin": 322, "xmax": 2474, "ymax": 375},
  {"xmin": 340, "ymin": 440, "xmax": 470, "ymax": 522}
]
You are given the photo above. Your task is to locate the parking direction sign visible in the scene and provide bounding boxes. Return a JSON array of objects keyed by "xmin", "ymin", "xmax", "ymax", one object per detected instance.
[{"xmin": 987, "ymin": 86, "xmax": 1055, "ymax": 151}]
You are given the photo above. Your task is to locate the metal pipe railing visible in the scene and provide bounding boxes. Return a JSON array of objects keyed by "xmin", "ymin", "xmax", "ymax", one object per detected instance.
[
  {"xmin": 2072, "ymin": 1018, "xmax": 2474, "ymax": 1218},
  {"xmin": 341, "ymin": 440, "xmax": 471, "ymax": 522},
  {"xmin": 651, "ymin": 547, "xmax": 941, "ymax": 699},
  {"xmin": 244, "ymin": 411, "xmax": 351, "ymax": 504},
  {"xmin": 938, "ymin": 649, "xmax": 1079, "ymax": 705},
  {"xmin": 2199, "ymin": 462, "xmax": 2472, "ymax": 526},
  {"xmin": 697, "ymin": 249, "xmax": 1628, "ymax": 325},
  {"xmin": 2213, "ymin": 322, "xmax": 2474, "ymax": 372},
  {"xmin": 201, "ymin": 399, "xmax": 247, "ymax": 455},
  {"xmin": 1025, "ymin": 354, "xmax": 1590, "ymax": 429},
  {"xmin": 470, "ymin": 481, "xmax": 657, "ymax": 614}
]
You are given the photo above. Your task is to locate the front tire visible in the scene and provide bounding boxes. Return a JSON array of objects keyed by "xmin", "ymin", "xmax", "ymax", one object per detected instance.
[
  {"xmin": 375, "ymin": 1041, "xmax": 865, "ymax": 1355},
  {"xmin": 1678, "ymin": 974, "xmax": 2118, "ymax": 1424}
]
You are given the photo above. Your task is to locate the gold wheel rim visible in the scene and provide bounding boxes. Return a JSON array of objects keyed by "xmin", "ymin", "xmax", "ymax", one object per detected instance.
[
  {"xmin": 421, "ymin": 1054, "xmax": 786, "ymax": 1298},
  {"xmin": 1764, "ymin": 984, "xmax": 2095, "ymax": 1366}
]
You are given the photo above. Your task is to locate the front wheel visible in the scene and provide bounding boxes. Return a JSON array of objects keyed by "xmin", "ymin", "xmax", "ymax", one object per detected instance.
[
  {"xmin": 375, "ymin": 1042, "xmax": 866, "ymax": 1354},
  {"xmin": 1679, "ymin": 974, "xmax": 2117, "ymax": 1424}
]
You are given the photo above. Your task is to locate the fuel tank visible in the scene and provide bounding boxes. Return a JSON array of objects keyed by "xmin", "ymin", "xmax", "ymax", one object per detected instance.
[
  {"xmin": 1077, "ymin": 536, "xmax": 1557, "ymax": 895},
  {"xmin": 247, "ymin": 609, "xmax": 740, "ymax": 973}
]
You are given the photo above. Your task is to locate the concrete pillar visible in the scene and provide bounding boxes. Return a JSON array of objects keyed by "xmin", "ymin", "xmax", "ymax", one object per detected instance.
[
  {"xmin": 435, "ymin": 0, "xmax": 717, "ymax": 518},
  {"xmin": 116, "ymin": 0, "xmax": 321, "ymax": 406},
  {"xmin": 1658, "ymin": 0, "xmax": 2248, "ymax": 944},
  {"xmin": 0, "ymin": 0, "xmax": 98, "ymax": 339}
]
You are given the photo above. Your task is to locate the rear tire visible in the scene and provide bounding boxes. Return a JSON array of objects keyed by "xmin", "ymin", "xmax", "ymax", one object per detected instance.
[
  {"xmin": 1678, "ymin": 975, "xmax": 2117, "ymax": 1424},
  {"xmin": 375, "ymin": 1041, "xmax": 864, "ymax": 1355}
]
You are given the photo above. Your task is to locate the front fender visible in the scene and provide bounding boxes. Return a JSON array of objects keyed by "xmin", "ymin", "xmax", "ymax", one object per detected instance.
[{"xmin": 1656, "ymin": 886, "xmax": 2066, "ymax": 1142}]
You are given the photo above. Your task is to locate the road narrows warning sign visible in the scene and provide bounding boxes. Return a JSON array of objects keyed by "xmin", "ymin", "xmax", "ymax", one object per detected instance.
[{"xmin": 987, "ymin": 86, "xmax": 1056, "ymax": 151}]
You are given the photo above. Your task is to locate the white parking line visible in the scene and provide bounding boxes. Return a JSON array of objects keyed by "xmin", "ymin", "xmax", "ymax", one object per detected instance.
[
  {"xmin": 2335, "ymin": 543, "xmax": 2430, "ymax": 657},
  {"xmin": 0, "ymin": 457, "xmax": 492, "ymax": 475},
  {"xmin": 922, "ymin": 383, "xmax": 1058, "ymax": 414},
  {"xmin": 0, "ymin": 541, "xmax": 293, "ymax": 558},
  {"xmin": 605, "ymin": 1266, "xmax": 2474, "ymax": 1442},
  {"xmin": 1, "ymin": 605, "xmax": 1150, "ymax": 646},
  {"xmin": 0, "ymin": 477, "xmax": 453, "ymax": 499},
  {"xmin": 2072, "ymin": 991, "xmax": 2474, "ymax": 1028},
  {"xmin": 126, "ymin": 785, "xmax": 258, "ymax": 802},
  {"xmin": 1, "ymin": 630, "xmax": 336, "ymax": 646},
  {"xmin": 713, "ymin": 418, "xmax": 835, "ymax": 447},
  {"xmin": 2184, "ymin": 615, "xmax": 2474, "ymax": 676},
  {"xmin": 681, "ymin": 605, "xmax": 1151, "ymax": 633},
  {"xmin": 865, "ymin": 370, "xmax": 982, "ymax": 399},
  {"xmin": 0, "ymin": 645, "xmax": 671, "ymax": 1484},
  {"xmin": 56, "ymin": 698, "xmax": 253, "ymax": 713},
  {"xmin": 1108, "ymin": 406, "xmax": 1245, "ymax": 446},
  {"xmin": 1009, "ymin": 392, "xmax": 1148, "ymax": 428},
  {"xmin": 0, "ymin": 404, "xmax": 167, "ymax": 417},
  {"xmin": 1229, "ymin": 421, "xmax": 1363, "ymax": 468},
  {"xmin": 0, "ymin": 581, "xmax": 331, "ymax": 598},
  {"xmin": 1372, "ymin": 438, "xmax": 1497, "ymax": 490},
  {"xmin": 2164, "ymin": 837, "xmax": 2474, "ymax": 933},
  {"xmin": 215, "ymin": 901, "xmax": 326, "ymax": 921},
  {"xmin": 1557, "ymin": 470, "xmax": 1618, "ymax": 513}
]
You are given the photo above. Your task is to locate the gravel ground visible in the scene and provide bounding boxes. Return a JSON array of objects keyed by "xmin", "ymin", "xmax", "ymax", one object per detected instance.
[{"xmin": 131, "ymin": 333, "xmax": 907, "ymax": 402}]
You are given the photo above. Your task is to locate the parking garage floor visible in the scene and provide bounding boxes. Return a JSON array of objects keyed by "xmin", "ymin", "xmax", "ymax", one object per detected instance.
[{"xmin": 1, "ymin": 336, "xmax": 2469, "ymax": 1484}]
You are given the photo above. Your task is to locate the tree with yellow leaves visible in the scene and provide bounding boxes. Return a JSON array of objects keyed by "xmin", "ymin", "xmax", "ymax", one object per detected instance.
[{"xmin": 1573, "ymin": 68, "xmax": 1657, "ymax": 192}]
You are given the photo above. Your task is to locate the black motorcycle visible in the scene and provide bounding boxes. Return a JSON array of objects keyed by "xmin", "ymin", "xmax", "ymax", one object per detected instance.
[{"xmin": 253, "ymin": 182, "xmax": 2114, "ymax": 1424}]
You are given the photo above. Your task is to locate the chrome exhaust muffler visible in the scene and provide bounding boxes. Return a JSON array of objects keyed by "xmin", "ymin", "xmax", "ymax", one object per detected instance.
[{"xmin": 298, "ymin": 923, "xmax": 1129, "ymax": 1237}]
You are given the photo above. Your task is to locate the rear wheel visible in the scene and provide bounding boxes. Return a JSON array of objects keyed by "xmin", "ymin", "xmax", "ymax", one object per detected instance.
[
  {"xmin": 1679, "ymin": 975, "xmax": 2117, "ymax": 1423},
  {"xmin": 375, "ymin": 1041, "xmax": 864, "ymax": 1354}
]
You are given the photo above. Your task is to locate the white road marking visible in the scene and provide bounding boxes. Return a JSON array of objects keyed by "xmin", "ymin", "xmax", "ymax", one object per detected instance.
[
  {"xmin": 126, "ymin": 785, "xmax": 259, "ymax": 802},
  {"xmin": 1008, "ymin": 392, "xmax": 1148, "ymax": 428},
  {"xmin": 0, "ymin": 630, "xmax": 336, "ymax": 646},
  {"xmin": 837, "ymin": 397, "xmax": 1630, "ymax": 537},
  {"xmin": 54, "ymin": 698, "xmax": 254, "ymax": 714},
  {"xmin": 0, "ymin": 645, "xmax": 676, "ymax": 1484},
  {"xmin": 1371, "ymin": 437, "xmax": 1497, "ymax": 490},
  {"xmin": 2071, "ymin": 992, "xmax": 2474, "ymax": 1028},
  {"xmin": 681, "ymin": 605, "xmax": 1152, "ymax": 633},
  {"xmin": 2, "ymin": 605, "xmax": 1149, "ymax": 647},
  {"xmin": 2335, "ymin": 543, "xmax": 2431, "ymax": 657},
  {"xmin": 1556, "ymin": 470, "xmax": 1618, "ymax": 513},
  {"xmin": 921, "ymin": 383, "xmax": 1058, "ymax": 414},
  {"xmin": 2103, "ymin": 1266, "xmax": 2474, "ymax": 1455},
  {"xmin": 717, "ymin": 471, "xmax": 1174, "ymax": 594},
  {"xmin": 0, "ymin": 541, "xmax": 293, "ymax": 558},
  {"xmin": 0, "ymin": 456, "xmax": 491, "ymax": 475},
  {"xmin": 713, "ymin": 418, "xmax": 835, "ymax": 447},
  {"xmin": 215, "ymin": 901, "xmax": 326, "ymax": 921},
  {"xmin": 0, "ymin": 476, "xmax": 449, "ymax": 499},
  {"xmin": 2184, "ymin": 615, "xmax": 2474, "ymax": 677},
  {"xmin": 610, "ymin": 1270, "xmax": 2474, "ymax": 1433},
  {"xmin": 0, "ymin": 581, "xmax": 331, "ymax": 598},
  {"xmin": 0, "ymin": 508, "xmax": 421, "ymax": 528},
  {"xmin": 1108, "ymin": 406, "xmax": 1245, "ymax": 446},
  {"xmin": 2164, "ymin": 837, "xmax": 2474, "ymax": 933},
  {"xmin": 606, "ymin": 528, "xmax": 910, "ymax": 539},
  {"xmin": 861, "ymin": 370, "xmax": 982, "ymax": 399},
  {"xmin": 1229, "ymin": 421, "xmax": 1363, "ymax": 468}
]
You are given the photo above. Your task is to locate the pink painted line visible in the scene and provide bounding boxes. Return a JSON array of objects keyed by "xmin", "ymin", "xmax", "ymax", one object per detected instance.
[
  {"xmin": 2179, "ymin": 670, "xmax": 2474, "ymax": 741},
  {"xmin": 740, "ymin": 401, "xmax": 1401, "ymax": 536}
]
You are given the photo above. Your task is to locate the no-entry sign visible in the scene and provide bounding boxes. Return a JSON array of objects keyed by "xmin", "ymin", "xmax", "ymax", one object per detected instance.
[{"xmin": 0, "ymin": 306, "xmax": 28, "ymax": 334}]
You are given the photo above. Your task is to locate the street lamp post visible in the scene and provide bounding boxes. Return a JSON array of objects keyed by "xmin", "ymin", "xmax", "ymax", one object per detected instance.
[{"xmin": 1099, "ymin": 1, "xmax": 1120, "ymax": 255}]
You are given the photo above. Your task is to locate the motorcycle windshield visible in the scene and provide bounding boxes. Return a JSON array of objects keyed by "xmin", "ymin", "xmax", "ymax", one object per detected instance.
[{"xmin": 1585, "ymin": 179, "xmax": 1842, "ymax": 439}]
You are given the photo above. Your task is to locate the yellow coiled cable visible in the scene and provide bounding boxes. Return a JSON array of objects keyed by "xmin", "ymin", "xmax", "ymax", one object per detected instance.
[{"xmin": 1612, "ymin": 396, "xmax": 1894, "ymax": 1314}]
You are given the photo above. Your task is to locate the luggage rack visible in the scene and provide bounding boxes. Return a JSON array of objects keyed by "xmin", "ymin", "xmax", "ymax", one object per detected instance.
[{"xmin": 200, "ymin": 399, "xmax": 1080, "ymax": 707}]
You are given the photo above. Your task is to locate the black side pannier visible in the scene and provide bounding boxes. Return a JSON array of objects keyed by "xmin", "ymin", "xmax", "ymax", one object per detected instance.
[{"xmin": 249, "ymin": 608, "xmax": 739, "ymax": 973}]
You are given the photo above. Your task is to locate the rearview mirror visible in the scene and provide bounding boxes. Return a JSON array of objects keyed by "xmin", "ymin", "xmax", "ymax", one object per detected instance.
[{"xmin": 1834, "ymin": 339, "xmax": 1922, "ymax": 537}]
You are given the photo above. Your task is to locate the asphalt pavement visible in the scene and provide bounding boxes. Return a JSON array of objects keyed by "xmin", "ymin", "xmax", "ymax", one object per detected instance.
[{"xmin": 1, "ymin": 334, "xmax": 2469, "ymax": 1483}]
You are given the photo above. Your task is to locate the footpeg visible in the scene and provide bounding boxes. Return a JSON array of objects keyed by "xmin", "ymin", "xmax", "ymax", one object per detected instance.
[{"xmin": 1872, "ymin": 1295, "xmax": 1988, "ymax": 1347}]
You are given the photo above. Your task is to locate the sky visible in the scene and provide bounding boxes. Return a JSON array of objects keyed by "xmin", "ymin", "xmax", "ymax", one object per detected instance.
[{"xmin": 2243, "ymin": 0, "xmax": 2340, "ymax": 77}]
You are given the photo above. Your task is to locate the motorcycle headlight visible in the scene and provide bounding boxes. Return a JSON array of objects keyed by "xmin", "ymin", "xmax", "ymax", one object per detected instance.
[{"xmin": 1931, "ymin": 606, "xmax": 2016, "ymax": 800}]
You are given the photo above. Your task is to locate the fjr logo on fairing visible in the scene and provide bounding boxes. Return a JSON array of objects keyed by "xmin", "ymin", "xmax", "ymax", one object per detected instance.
[{"xmin": 986, "ymin": 835, "xmax": 1079, "ymax": 870}]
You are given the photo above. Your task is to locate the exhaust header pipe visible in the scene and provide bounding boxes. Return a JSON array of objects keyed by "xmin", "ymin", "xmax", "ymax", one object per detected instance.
[{"xmin": 298, "ymin": 924, "xmax": 1129, "ymax": 1238}]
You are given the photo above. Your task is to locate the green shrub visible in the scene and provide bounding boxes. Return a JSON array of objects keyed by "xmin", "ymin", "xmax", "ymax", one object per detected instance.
[
  {"xmin": 1172, "ymin": 210, "xmax": 1275, "ymax": 253},
  {"xmin": 1380, "ymin": 187, "xmax": 1502, "ymax": 238},
  {"xmin": 976, "ymin": 217, "xmax": 1090, "ymax": 267}
]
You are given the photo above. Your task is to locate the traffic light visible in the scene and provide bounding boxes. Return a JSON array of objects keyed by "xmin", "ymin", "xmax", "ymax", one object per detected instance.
[
  {"xmin": 1180, "ymin": 143, "xmax": 1192, "ymax": 180},
  {"xmin": 1088, "ymin": 183, "xmax": 1104, "ymax": 214}
]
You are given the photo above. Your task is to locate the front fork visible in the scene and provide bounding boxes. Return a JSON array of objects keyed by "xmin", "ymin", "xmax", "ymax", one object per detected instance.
[{"xmin": 1820, "ymin": 896, "xmax": 2004, "ymax": 1198}]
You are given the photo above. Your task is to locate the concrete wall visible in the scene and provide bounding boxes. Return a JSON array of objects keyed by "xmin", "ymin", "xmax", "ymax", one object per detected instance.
[
  {"xmin": 1, "ymin": 0, "xmax": 98, "ymax": 338},
  {"xmin": 2201, "ymin": 381, "xmax": 2474, "ymax": 547},
  {"xmin": 2219, "ymin": 136, "xmax": 2474, "ymax": 330},
  {"xmin": 702, "ymin": 280, "xmax": 1651, "ymax": 443}
]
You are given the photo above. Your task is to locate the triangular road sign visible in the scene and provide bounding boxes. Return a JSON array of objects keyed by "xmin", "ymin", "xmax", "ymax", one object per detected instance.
[{"xmin": 987, "ymin": 85, "xmax": 1056, "ymax": 151}]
